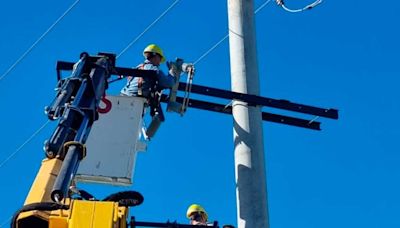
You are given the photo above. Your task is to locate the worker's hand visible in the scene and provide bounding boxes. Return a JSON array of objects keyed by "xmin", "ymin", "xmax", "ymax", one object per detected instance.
[{"xmin": 167, "ymin": 61, "xmax": 183, "ymax": 76}]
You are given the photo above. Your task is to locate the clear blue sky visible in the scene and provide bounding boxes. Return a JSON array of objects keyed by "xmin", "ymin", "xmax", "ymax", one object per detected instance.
[{"xmin": 0, "ymin": 0, "xmax": 399, "ymax": 227}]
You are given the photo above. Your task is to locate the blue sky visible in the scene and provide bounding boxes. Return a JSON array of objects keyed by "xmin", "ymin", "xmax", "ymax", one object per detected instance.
[{"xmin": 0, "ymin": 0, "xmax": 399, "ymax": 227}]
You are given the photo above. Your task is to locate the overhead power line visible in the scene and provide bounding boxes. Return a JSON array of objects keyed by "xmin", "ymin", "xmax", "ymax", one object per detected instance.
[
  {"xmin": 0, "ymin": 216, "xmax": 12, "ymax": 228},
  {"xmin": 0, "ymin": 120, "xmax": 50, "ymax": 169},
  {"xmin": 194, "ymin": 34, "xmax": 229, "ymax": 65},
  {"xmin": 255, "ymin": 0, "xmax": 274, "ymax": 13},
  {"xmin": 117, "ymin": 0, "xmax": 181, "ymax": 59},
  {"xmin": 276, "ymin": 0, "xmax": 323, "ymax": 13},
  {"xmin": 0, "ymin": 0, "xmax": 80, "ymax": 82}
]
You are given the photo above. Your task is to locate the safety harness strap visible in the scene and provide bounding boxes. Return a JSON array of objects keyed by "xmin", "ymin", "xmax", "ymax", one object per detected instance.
[{"xmin": 137, "ymin": 63, "xmax": 145, "ymax": 96}]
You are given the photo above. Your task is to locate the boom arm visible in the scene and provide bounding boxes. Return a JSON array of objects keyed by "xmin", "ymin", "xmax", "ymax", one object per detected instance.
[{"xmin": 14, "ymin": 52, "xmax": 116, "ymax": 227}]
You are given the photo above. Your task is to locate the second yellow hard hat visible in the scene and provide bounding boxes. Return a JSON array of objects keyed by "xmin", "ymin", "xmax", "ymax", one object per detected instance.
[{"xmin": 186, "ymin": 204, "xmax": 208, "ymax": 220}]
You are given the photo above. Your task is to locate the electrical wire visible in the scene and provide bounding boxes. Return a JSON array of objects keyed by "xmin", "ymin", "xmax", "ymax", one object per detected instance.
[
  {"xmin": 194, "ymin": 34, "xmax": 229, "ymax": 65},
  {"xmin": 255, "ymin": 0, "xmax": 274, "ymax": 14},
  {"xmin": 194, "ymin": 0, "xmax": 273, "ymax": 65},
  {"xmin": 0, "ymin": 0, "xmax": 81, "ymax": 82},
  {"xmin": 0, "ymin": 120, "xmax": 50, "ymax": 169},
  {"xmin": 0, "ymin": 216, "xmax": 12, "ymax": 228},
  {"xmin": 0, "ymin": 120, "xmax": 51, "ymax": 226},
  {"xmin": 117, "ymin": 0, "xmax": 181, "ymax": 59},
  {"xmin": 276, "ymin": 0, "xmax": 323, "ymax": 13}
]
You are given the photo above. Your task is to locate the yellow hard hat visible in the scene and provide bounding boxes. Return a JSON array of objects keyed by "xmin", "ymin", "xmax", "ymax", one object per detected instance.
[
  {"xmin": 186, "ymin": 204, "xmax": 208, "ymax": 221},
  {"xmin": 143, "ymin": 44, "xmax": 165, "ymax": 63}
]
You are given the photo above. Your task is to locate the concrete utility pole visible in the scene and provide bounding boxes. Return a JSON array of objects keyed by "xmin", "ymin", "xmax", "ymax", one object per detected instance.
[{"xmin": 227, "ymin": 0, "xmax": 269, "ymax": 227}]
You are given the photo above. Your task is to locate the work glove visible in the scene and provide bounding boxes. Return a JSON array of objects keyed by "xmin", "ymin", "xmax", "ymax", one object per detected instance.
[{"xmin": 167, "ymin": 59, "xmax": 184, "ymax": 77}]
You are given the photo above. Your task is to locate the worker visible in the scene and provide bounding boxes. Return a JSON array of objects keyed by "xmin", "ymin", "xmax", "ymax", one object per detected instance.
[
  {"xmin": 120, "ymin": 44, "xmax": 177, "ymax": 97},
  {"xmin": 186, "ymin": 204, "xmax": 209, "ymax": 226},
  {"xmin": 120, "ymin": 44, "xmax": 181, "ymax": 138}
]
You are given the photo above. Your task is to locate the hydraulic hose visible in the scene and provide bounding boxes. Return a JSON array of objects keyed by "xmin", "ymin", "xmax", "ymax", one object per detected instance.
[{"xmin": 11, "ymin": 202, "xmax": 69, "ymax": 228}]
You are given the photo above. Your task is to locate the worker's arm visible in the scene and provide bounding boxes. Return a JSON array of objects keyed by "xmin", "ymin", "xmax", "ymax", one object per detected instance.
[
  {"xmin": 143, "ymin": 63, "xmax": 177, "ymax": 89},
  {"xmin": 158, "ymin": 70, "xmax": 177, "ymax": 89}
]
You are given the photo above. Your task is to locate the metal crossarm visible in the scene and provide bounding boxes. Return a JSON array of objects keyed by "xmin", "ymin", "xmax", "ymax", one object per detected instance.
[
  {"xmin": 178, "ymin": 82, "xmax": 338, "ymax": 119},
  {"xmin": 132, "ymin": 221, "xmax": 217, "ymax": 228},
  {"xmin": 56, "ymin": 61, "xmax": 157, "ymax": 80},
  {"xmin": 56, "ymin": 58, "xmax": 338, "ymax": 131},
  {"xmin": 160, "ymin": 95, "xmax": 321, "ymax": 130}
]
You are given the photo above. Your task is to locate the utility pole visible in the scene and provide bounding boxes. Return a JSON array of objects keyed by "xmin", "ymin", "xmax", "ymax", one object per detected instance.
[{"xmin": 227, "ymin": 0, "xmax": 269, "ymax": 227}]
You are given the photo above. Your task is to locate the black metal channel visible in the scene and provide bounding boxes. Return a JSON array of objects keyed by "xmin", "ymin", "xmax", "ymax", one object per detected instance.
[
  {"xmin": 130, "ymin": 217, "xmax": 219, "ymax": 228},
  {"xmin": 160, "ymin": 95, "xmax": 321, "ymax": 130},
  {"xmin": 178, "ymin": 83, "xmax": 338, "ymax": 120},
  {"xmin": 57, "ymin": 61, "xmax": 156, "ymax": 78},
  {"xmin": 132, "ymin": 221, "xmax": 214, "ymax": 228}
]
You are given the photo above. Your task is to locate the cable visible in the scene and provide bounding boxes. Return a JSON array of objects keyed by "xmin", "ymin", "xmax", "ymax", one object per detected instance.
[
  {"xmin": 103, "ymin": 190, "xmax": 144, "ymax": 207},
  {"xmin": 11, "ymin": 202, "xmax": 69, "ymax": 228},
  {"xmin": 0, "ymin": 0, "xmax": 80, "ymax": 82},
  {"xmin": 0, "ymin": 216, "xmax": 11, "ymax": 228},
  {"xmin": 117, "ymin": 0, "xmax": 181, "ymax": 59},
  {"xmin": 194, "ymin": 0, "xmax": 273, "ymax": 65},
  {"xmin": 0, "ymin": 120, "xmax": 50, "ymax": 169},
  {"xmin": 255, "ymin": 0, "xmax": 274, "ymax": 14},
  {"xmin": 194, "ymin": 34, "xmax": 229, "ymax": 65},
  {"xmin": 276, "ymin": 0, "xmax": 323, "ymax": 13}
]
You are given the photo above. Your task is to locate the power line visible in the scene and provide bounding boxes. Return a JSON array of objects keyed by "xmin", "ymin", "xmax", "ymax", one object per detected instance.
[
  {"xmin": 0, "ymin": 120, "xmax": 50, "ymax": 169},
  {"xmin": 0, "ymin": 216, "xmax": 12, "ymax": 228},
  {"xmin": 0, "ymin": 0, "xmax": 80, "ymax": 82},
  {"xmin": 255, "ymin": 0, "xmax": 274, "ymax": 14},
  {"xmin": 276, "ymin": 0, "xmax": 323, "ymax": 13},
  {"xmin": 194, "ymin": 0, "xmax": 273, "ymax": 65},
  {"xmin": 117, "ymin": 0, "xmax": 181, "ymax": 59},
  {"xmin": 194, "ymin": 34, "xmax": 229, "ymax": 65}
]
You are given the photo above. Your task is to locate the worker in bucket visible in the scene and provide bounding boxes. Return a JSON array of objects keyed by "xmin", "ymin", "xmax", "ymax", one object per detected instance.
[
  {"xmin": 120, "ymin": 44, "xmax": 181, "ymax": 138},
  {"xmin": 186, "ymin": 204, "xmax": 209, "ymax": 225},
  {"xmin": 120, "ymin": 44, "xmax": 178, "ymax": 97}
]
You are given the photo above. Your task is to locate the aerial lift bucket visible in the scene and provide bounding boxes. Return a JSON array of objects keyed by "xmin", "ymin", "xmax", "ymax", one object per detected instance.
[{"xmin": 75, "ymin": 95, "xmax": 147, "ymax": 186}]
